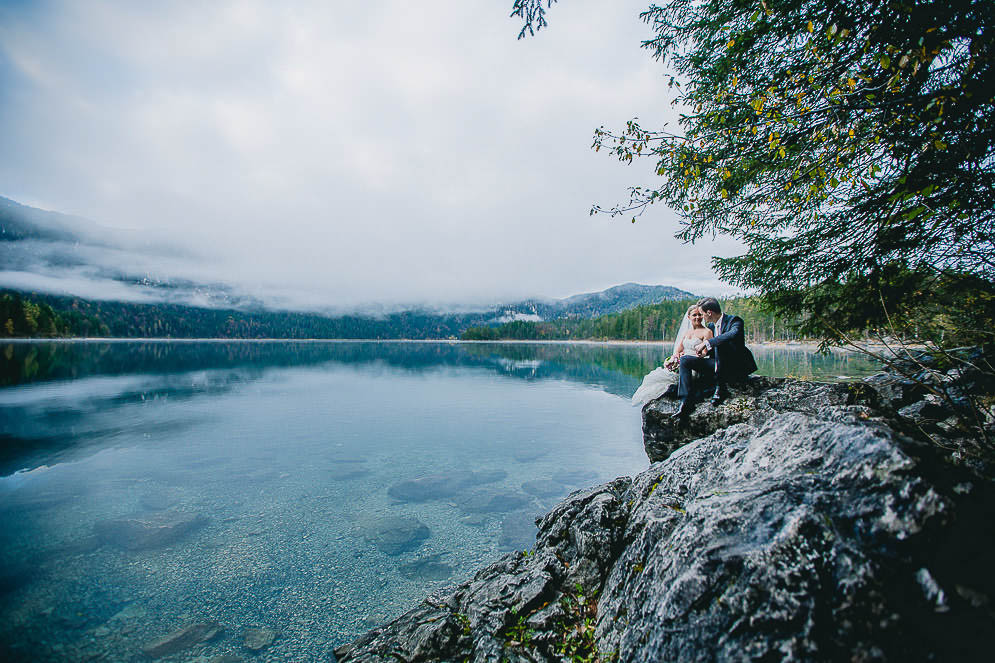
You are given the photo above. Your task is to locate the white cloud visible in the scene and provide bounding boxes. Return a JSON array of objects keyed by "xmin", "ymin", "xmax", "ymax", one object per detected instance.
[{"xmin": 0, "ymin": 0, "xmax": 743, "ymax": 309}]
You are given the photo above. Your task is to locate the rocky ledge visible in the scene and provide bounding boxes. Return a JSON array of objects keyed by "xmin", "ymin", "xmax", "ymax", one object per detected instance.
[{"xmin": 335, "ymin": 361, "xmax": 995, "ymax": 661}]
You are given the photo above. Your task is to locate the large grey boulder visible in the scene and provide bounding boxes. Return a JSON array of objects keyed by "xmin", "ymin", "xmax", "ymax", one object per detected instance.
[{"xmin": 335, "ymin": 380, "xmax": 994, "ymax": 661}]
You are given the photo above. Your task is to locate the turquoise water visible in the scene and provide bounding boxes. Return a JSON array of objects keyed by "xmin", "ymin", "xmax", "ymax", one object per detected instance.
[{"xmin": 0, "ymin": 341, "xmax": 879, "ymax": 661}]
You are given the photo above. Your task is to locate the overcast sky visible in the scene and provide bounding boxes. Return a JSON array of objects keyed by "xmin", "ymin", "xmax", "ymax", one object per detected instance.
[{"xmin": 0, "ymin": 0, "xmax": 743, "ymax": 310}]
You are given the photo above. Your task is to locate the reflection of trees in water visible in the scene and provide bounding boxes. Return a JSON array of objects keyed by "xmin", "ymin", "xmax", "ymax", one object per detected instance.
[
  {"xmin": 752, "ymin": 346, "xmax": 879, "ymax": 379},
  {"xmin": 1, "ymin": 341, "xmax": 879, "ymax": 393}
]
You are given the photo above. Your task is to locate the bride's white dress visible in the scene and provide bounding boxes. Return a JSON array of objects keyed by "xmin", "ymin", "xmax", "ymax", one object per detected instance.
[{"xmin": 630, "ymin": 336, "xmax": 705, "ymax": 407}]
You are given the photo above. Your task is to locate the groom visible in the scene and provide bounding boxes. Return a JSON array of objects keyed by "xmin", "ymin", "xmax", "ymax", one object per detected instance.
[{"xmin": 673, "ymin": 297, "xmax": 758, "ymax": 419}]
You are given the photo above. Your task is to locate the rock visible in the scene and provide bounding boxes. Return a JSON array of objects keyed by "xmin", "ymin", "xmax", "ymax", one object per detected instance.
[
  {"xmin": 326, "ymin": 465, "xmax": 371, "ymax": 481},
  {"xmin": 388, "ymin": 474, "xmax": 466, "ymax": 502},
  {"xmin": 498, "ymin": 512, "xmax": 539, "ymax": 552},
  {"xmin": 109, "ymin": 603, "xmax": 147, "ymax": 621},
  {"xmin": 387, "ymin": 470, "xmax": 507, "ymax": 503},
  {"xmin": 551, "ymin": 469, "xmax": 597, "ymax": 487},
  {"xmin": 0, "ymin": 562, "xmax": 35, "ymax": 595},
  {"xmin": 511, "ymin": 447, "xmax": 547, "ymax": 462},
  {"xmin": 472, "ymin": 469, "xmax": 509, "ymax": 485},
  {"xmin": 863, "ymin": 371, "xmax": 928, "ymax": 408},
  {"xmin": 242, "ymin": 627, "xmax": 277, "ymax": 652},
  {"xmin": 457, "ymin": 491, "xmax": 530, "ymax": 514},
  {"xmin": 95, "ymin": 511, "xmax": 208, "ymax": 551},
  {"xmin": 459, "ymin": 513, "xmax": 489, "ymax": 527},
  {"xmin": 640, "ymin": 375, "xmax": 879, "ymax": 462},
  {"xmin": 208, "ymin": 656, "xmax": 244, "ymax": 663},
  {"xmin": 521, "ymin": 479, "xmax": 565, "ymax": 498},
  {"xmin": 139, "ymin": 492, "xmax": 179, "ymax": 511},
  {"xmin": 141, "ymin": 621, "xmax": 221, "ymax": 659},
  {"xmin": 362, "ymin": 516, "xmax": 430, "ymax": 555},
  {"xmin": 399, "ymin": 555, "xmax": 453, "ymax": 581},
  {"xmin": 336, "ymin": 373, "xmax": 995, "ymax": 662}
]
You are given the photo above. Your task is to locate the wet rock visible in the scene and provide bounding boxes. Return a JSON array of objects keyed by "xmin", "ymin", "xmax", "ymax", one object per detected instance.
[
  {"xmin": 242, "ymin": 627, "xmax": 277, "ymax": 652},
  {"xmin": 521, "ymin": 479, "xmax": 565, "ymax": 498},
  {"xmin": 457, "ymin": 491, "xmax": 529, "ymax": 514},
  {"xmin": 362, "ymin": 516, "xmax": 430, "ymax": 555},
  {"xmin": 399, "ymin": 554, "xmax": 453, "ymax": 581},
  {"xmin": 95, "ymin": 511, "xmax": 208, "ymax": 550},
  {"xmin": 141, "ymin": 621, "xmax": 221, "ymax": 659}
]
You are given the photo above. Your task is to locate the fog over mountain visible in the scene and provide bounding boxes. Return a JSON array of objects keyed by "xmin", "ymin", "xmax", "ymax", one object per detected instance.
[{"xmin": 0, "ymin": 1, "xmax": 743, "ymax": 310}]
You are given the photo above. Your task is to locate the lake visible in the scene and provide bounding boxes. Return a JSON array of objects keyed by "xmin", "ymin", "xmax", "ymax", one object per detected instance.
[{"xmin": 0, "ymin": 340, "xmax": 879, "ymax": 662}]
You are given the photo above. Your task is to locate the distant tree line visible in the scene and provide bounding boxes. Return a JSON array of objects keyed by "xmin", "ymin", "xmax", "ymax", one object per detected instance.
[
  {"xmin": 461, "ymin": 297, "xmax": 807, "ymax": 343},
  {"xmin": 1, "ymin": 292, "xmax": 108, "ymax": 338},
  {"xmin": 2, "ymin": 290, "xmax": 816, "ymax": 343},
  {"xmin": 0, "ymin": 290, "xmax": 496, "ymax": 339}
]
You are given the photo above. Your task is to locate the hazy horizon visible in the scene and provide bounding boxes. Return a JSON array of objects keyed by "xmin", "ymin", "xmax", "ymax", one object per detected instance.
[{"xmin": 0, "ymin": 0, "xmax": 744, "ymax": 311}]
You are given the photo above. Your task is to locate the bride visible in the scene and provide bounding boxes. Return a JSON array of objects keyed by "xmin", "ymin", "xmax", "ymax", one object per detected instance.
[{"xmin": 631, "ymin": 305, "xmax": 714, "ymax": 407}]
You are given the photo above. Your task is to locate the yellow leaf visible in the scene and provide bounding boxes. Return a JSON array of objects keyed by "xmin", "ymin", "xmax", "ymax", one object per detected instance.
[
  {"xmin": 807, "ymin": 21, "xmax": 814, "ymax": 33},
  {"xmin": 727, "ymin": 39, "xmax": 736, "ymax": 49}
]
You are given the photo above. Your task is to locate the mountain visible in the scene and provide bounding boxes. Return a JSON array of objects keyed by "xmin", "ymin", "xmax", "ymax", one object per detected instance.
[
  {"xmin": 503, "ymin": 283, "xmax": 695, "ymax": 321},
  {"xmin": 1, "ymin": 196, "xmax": 699, "ymax": 338}
]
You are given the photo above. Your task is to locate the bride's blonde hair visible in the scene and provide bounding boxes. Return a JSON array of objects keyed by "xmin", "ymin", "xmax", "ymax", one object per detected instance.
[{"xmin": 685, "ymin": 304, "xmax": 699, "ymax": 319}]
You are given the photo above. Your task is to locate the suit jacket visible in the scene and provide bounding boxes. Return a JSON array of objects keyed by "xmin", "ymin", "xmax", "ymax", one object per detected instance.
[{"xmin": 708, "ymin": 313, "xmax": 758, "ymax": 381}]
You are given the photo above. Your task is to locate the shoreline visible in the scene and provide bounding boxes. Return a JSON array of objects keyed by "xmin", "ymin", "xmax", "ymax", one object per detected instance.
[{"xmin": 0, "ymin": 337, "xmax": 847, "ymax": 350}]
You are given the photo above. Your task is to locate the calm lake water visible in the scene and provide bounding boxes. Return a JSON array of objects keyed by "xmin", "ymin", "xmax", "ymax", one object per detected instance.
[{"xmin": 0, "ymin": 340, "xmax": 879, "ymax": 662}]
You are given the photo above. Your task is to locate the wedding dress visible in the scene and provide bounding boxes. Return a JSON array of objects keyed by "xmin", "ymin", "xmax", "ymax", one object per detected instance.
[{"xmin": 631, "ymin": 316, "xmax": 701, "ymax": 407}]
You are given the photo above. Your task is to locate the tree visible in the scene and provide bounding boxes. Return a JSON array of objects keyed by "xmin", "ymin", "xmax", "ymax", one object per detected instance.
[{"xmin": 513, "ymin": 0, "xmax": 994, "ymax": 347}]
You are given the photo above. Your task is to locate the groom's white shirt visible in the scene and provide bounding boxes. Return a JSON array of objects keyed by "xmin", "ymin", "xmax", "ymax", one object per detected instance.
[{"xmin": 704, "ymin": 315, "xmax": 723, "ymax": 351}]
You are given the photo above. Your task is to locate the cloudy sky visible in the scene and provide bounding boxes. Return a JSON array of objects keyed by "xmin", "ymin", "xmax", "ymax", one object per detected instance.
[{"xmin": 0, "ymin": 0, "xmax": 743, "ymax": 311}]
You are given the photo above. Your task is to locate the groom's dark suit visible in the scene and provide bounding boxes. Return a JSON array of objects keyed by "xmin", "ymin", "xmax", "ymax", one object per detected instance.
[
  {"xmin": 707, "ymin": 313, "xmax": 758, "ymax": 385},
  {"xmin": 677, "ymin": 312, "xmax": 757, "ymax": 402}
]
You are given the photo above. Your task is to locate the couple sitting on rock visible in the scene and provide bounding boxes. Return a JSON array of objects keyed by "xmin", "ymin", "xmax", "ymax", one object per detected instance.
[{"xmin": 632, "ymin": 297, "xmax": 757, "ymax": 419}]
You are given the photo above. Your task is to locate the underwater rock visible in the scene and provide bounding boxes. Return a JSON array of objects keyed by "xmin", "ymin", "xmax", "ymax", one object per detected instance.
[
  {"xmin": 95, "ymin": 511, "xmax": 208, "ymax": 551},
  {"xmin": 141, "ymin": 621, "xmax": 221, "ymax": 659},
  {"xmin": 511, "ymin": 447, "xmax": 547, "ymax": 462},
  {"xmin": 521, "ymin": 479, "xmax": 565, "ymax": 498},
  {"xmin": 326, "ymin": 465, "xmax": 371, "ymax": 481},
  {"xmin": 456, "ymin": 491, "xmax": 529, "ymax": 514},
  {"xmin": 139, "ymin": 491, "xmax": 180, "ymax": 512},
  {"xmin": 551, "ymin": 468, "xmax": 598, "ymax": 488},
  {"xmin": 399, "ymin": 554, "xmax": 453, "ymax": 581},
  {"xmin": 242, "ymin": 626, "xmax": 277, "ymax": 651},
  {"xmin": 387, "ymin": 473, "xmax": 471, "ymax": 502},
  {"xmin": 387, "ymin": 470, "xmax": 507, "ymax": 502},
  {"xmin": 362, "ymin": 516, "xmax": 430, "ymax": 555},
  {"xmin": 498, "ymin": 511, "xmax": 539, "ymax": 552},
  {"xmin": 207, "ymin": 655, "xmax": 244, "ymax": 663}
]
